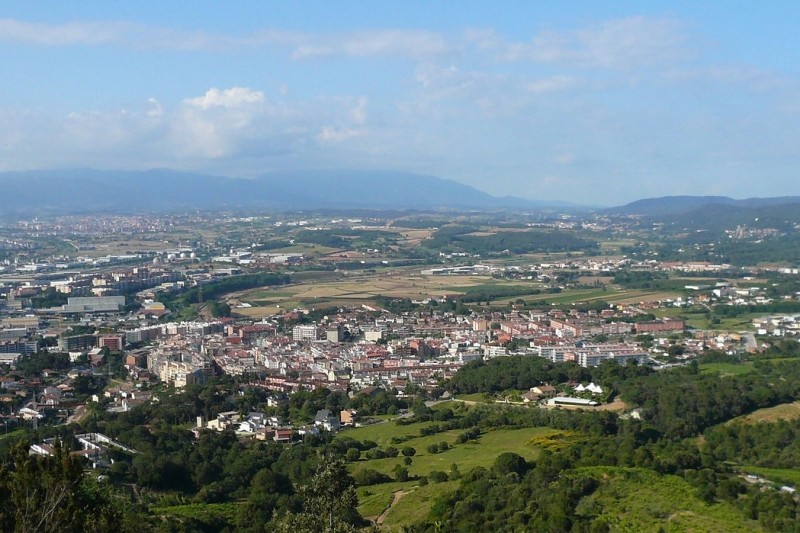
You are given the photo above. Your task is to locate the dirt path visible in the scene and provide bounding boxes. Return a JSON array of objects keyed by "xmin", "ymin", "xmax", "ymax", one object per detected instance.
[{"xmin": 376, "ymin": 490, "xmax": 408, "ymax": 525}]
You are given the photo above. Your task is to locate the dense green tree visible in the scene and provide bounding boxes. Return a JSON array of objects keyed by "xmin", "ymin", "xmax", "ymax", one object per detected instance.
[{"xmin": 272, "ymin": 455, "xmax": 362, "ymax": 532}]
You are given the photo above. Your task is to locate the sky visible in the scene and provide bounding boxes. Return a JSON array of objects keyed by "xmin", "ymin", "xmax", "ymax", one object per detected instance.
[{"xmin": 2, "ymin": 1, "xmax": 800, "ymax": 206}]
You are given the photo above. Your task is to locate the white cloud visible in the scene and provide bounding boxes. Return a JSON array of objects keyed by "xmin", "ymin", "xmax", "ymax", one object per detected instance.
[
  {"xmin": 469, "ymin": 17, "xmax": 689, "ymax": 69},
  {"xmin": 0, "ymin": 18, "xmax": 450, "ymax": 60},
  {"xmin": 0, "ymin": 87, "xmax": 375, "ymax": 171},
  {"xmin": 663, "ymin": 65, "xmax": 791, "ymax": 92},
  {"xmin": 525, "ymin": 75, "xmax": 578, "ymax": 94},
  {"xmin": 0, "ymin": 18, "xmax": 120, "ymax": 46},
  {"xmin": 184, "ymin": 87, "xmax": 265, "ymax": 110},
  {"xmin": 340, "ymin": 30, "xmax": 449, "ymax": 58},
  {"xmin": 317, "ymin": 127, "xmax": 363, "ymax": 142}
]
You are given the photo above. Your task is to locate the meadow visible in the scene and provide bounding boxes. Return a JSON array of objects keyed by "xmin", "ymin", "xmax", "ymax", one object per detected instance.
[
  {"xmin": 337, "ymin": 413, "xmax": 566, "ymax": 525},
  {"xmin": 726, "ymin": 401, "xmax": 800, "ymax": 424}
]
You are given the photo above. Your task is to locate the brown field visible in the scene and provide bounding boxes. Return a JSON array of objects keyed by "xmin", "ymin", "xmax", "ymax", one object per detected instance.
[
  {"xmin": 235, "ymin": 273, "xmax": 512, "ymax": 313},
  {"xmin": 608, "ymin": 291, "xmax": 682, "ymax": 304},
  {"xmin": 728, "ymin": 401, "xmax": 800, "ymax": 425},
  {"xmin": 395, "ymin": 229, "xmax": 434, "ymax": 245}
]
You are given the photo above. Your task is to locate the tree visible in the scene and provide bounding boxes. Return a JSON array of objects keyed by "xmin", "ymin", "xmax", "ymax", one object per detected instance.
[
  {"xmin": 0, "ymin": 441, "xmax": 122, "ymax": 532},
  {"xmin": 345, "ymin": 448, "xmax": 360, "ymax": 462},
  {"xmin": 272, "ymin": 455, "xmax": 362, "ymax": 532},
  {"xmin": 393, "ymin": 465, "xmax": 409, "ymax": 482}
]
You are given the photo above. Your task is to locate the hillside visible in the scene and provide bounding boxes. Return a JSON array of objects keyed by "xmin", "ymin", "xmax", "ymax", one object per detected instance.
[{"xmin": 607, "ymin": 195, "xmax": 800, "ymax": 216}]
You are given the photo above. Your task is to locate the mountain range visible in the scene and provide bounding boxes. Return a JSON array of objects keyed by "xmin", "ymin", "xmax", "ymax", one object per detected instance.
[
  {"xmin": 1, "ymin": 168, "xmax": 799, "ymax": 218},
  {"xmin": 606, "ymin": 195, "xmax": 800, "ymax": 216},
  {"xmin": 0, "ymin": 168, "xmax": 566, "ymax": 215}
]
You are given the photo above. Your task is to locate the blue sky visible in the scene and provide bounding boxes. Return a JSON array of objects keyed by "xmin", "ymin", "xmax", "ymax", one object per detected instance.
[{"xmin": 2, "ymin": 1, "xmax": 800, "ymax": 205}]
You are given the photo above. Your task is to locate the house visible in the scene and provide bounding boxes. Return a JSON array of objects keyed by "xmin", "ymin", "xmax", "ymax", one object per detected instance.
[
  {"xmin": 531, "ymin": 385, "xmax": 557, "ymax": 398},
  {"xmin": 273, "ymin": 428, "xmax": 294, "ymax": 443},
  {"xmin": 18, "ymin": 407, "xmax": 43, "ymax": 420},
  {"xmin": 266, "ymin": 393, "xmax": 289, "ymax": 408},
  {"xmin": 314, "ymin": 409, "xmax": 341, "ymax": 432},
  {"xmin": 237, "ymin": 412, "xmax": 272, "ymax": 433},
  {"xmin": 522, "ymin": 391, "xmax": 542, "ymax": 403},
  {"xmin": 206, "ymin": 411, "xmax": 241, "ymax": 431},
  {"xmin": 340, "ymin": 409, "xmax": 358, "ymax": 426}
]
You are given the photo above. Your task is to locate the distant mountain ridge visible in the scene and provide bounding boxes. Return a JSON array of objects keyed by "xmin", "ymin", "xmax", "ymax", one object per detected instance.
[
  {"xmin": 0, "ymin": 168, "xmax": 560, "ymax": 215},
  {"xmin": 607, "ymin": 195, "xmax": 800, "ymax": 216}
]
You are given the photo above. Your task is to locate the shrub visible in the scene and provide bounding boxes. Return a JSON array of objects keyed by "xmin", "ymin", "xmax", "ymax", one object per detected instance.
[
  {"xmin": 429, "ymin": 471, "xmax": 449, "ymax": 483},
  {"xmin": 353, "ymin": 468, "xmax": 391, "ymax": 486},
  {"xmin": 345, "ymin": 448, "xmax": 361, "ymax": 462},
  {"xmin": 401, "ymin": 446, "xmax": 416, "ymax": 457}
]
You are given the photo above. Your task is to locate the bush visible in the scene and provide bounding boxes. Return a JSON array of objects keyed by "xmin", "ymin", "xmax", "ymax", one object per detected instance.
[
  {"xmin": 401, "ymin": 446, "xmax": 416, "ymax": 457},
  {"xmin": 366, "ymin": 448, "xmax": 387, "ymax": 460},
  {"xmin": 384, "ymin": 446, "xmax": 399, "ymax": 458},
  {"xmin": 429, "ymin": 471, "xmax": 449, "ymax": 483},
  {"xmin": 433, "ymin": 408, "xmax": 454, "ymax": 422},
  {"xmin": 353, "ymin": 468, "xmax": 391, "ymax": 486},
  {"xmin": 493, "ymin": 452, "xmax": 528, "ymax": 476},
  {"xmin": 346, "ymin": 448, "xmax": 361, "ymax": 462},
  {"xmin": 426, "ymin": 444, "xmax": 440, "ymax": 454},
  {"xmin": 393, "ymin": 465, "xmax": 409, "ymax": 482}
]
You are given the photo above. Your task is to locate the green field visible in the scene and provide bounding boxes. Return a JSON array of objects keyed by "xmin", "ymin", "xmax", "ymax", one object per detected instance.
[
  {"xmin": 344, "ymin": 424, "xmax": 559, "ymax": 478},
  {"xmin": 382, "ymin": 480, "xmax": 459, "ymax": 529},
  {"xmin": 339, "ymin": 419, "xmax": 565, "ymax": 525},
  {"xmin": 454, "ymin": 392, "xmax": 493, "ymax": 403},
  {"xmin": 357, "ymin": 480, "xmax": 416, "ymax": 518},
  {"xmin": 699, "ymin": 362, "xmax": 755, "ymax": 376},
  {"xmin": 652, "ymin": 307, "xmax": 764, "ymax": 332},
  {"xmin": 572, "ymin": 466, "xmax": 760, "ymax": 532},
  {"xmin": 739, "ymin": 466, "xmax": 800, "ymax": 486}
]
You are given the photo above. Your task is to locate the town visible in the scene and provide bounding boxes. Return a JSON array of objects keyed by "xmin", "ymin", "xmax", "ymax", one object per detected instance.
[{"xmin": 1, "ymin": 208, "xmax": 800, "ymax": 531}]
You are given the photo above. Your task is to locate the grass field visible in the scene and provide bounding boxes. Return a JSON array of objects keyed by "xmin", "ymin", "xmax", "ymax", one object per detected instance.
[
  {"xmin": 340, "ymin": 419, "xmax": 566, "ymax": 526},
  {"xmin": 572, "ymin": 466, "xmax": 760, "ymax": 532},
  {"xmin": 454, "ymin": 392, "xmax": 493, "ymax": 403},
  {"xmin": 699, "ymin": 362, "xmax": 755, "ymax": 376},
  {"xmin": 739, "ymin": 466, "xmax": 800, "ymax": 486},
  {"xmin": 727, "ymin": 401, "xmax": 800, "ymax": 424},
  {"xmin": 652, "ymin": 307, "xmax": 767, "ymax": 332},
  {"xmin": 357, "ymin": 480, "xmax": 417, "ymax": 518},
  {"xmin": 381, "ymin": 480, "xmax": 459, "ymax": 529}
]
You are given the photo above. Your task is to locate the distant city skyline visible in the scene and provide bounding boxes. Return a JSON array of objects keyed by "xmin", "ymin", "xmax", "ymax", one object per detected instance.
[{"xmin": 2, "ymin": 1, "xmax": 800, "ymax": 205}]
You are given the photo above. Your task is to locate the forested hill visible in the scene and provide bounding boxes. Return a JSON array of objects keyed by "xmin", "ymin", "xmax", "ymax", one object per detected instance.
[
  {"xmin": 655, "ymin": 201, "xmax": 800, "ymax": 237},
  {"xmin": 607, "ymin": 195, "xmax": 800, "ymax": 216}
]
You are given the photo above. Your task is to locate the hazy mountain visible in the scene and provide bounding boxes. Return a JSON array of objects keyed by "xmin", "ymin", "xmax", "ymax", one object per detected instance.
[
  {"xmin": 0, "ymin": 168, "xmax": 563, "ymax": 215},
  {"xmin": 657, "ymin": 202, "xmax": 800, "ymax": 237},
  {"xmin": 606, "ymin": 195, "xmax": 800, "ymax": 216}
]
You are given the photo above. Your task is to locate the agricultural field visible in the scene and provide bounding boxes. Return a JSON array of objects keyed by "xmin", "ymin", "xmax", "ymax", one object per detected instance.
[
  {"xmin": 493, "ymin": 287, "xmax": 681, "ymax": 307},
  {"xmin": 234, "ymin": 273, "xmax": 538, "ymax": 314},
  {"xmin": 232, "ymin": 270, "xmax": 685, "ymax": 317}
]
